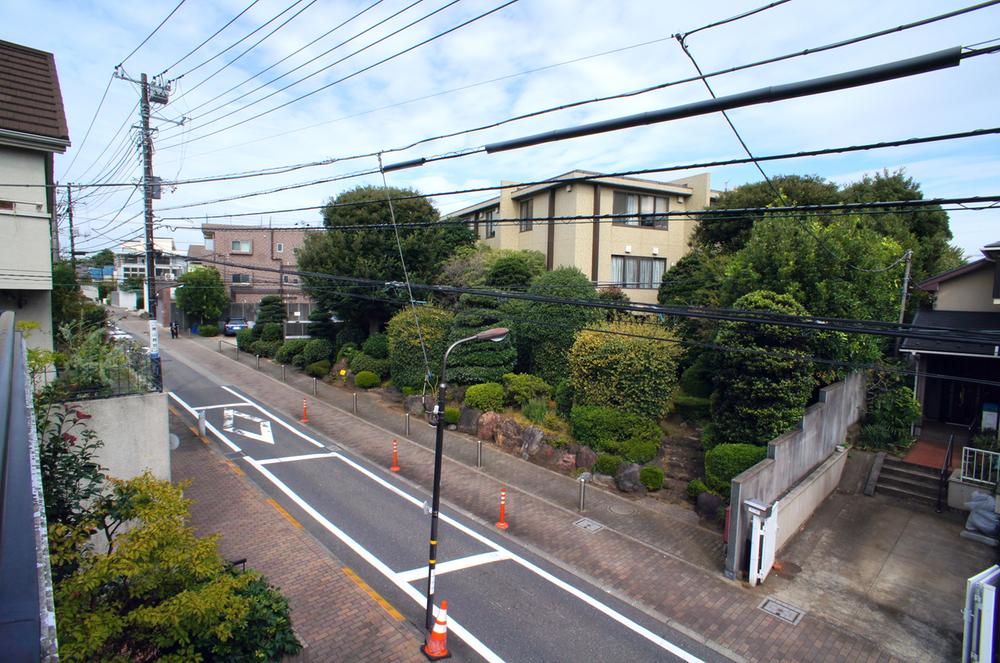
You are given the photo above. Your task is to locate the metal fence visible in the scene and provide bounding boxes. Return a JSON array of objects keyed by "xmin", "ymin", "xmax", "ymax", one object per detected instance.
[
  {"xmin": 44, "ymin": 342, "xmax": 159, "ymax": 402},
  {"xmin": 961, "ymin": 447, "xmax": 1000, "ymax": 487}
]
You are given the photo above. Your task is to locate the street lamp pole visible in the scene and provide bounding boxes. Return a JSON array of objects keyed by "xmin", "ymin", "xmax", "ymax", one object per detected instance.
[{"xmin": 423, "ymin": 327, "xmax": 508, "ymax": 636}]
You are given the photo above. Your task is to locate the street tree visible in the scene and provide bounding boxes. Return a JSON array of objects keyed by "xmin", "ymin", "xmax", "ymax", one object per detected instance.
[{"xmin": 176, "ymin": 267, "xmax": 228, "ymax": 325}]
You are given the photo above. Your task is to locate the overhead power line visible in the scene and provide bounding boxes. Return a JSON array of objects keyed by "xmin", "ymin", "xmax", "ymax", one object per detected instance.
[
  {"xmin": 117, "ymin": 0, "xmax": 188, "ymax": 68},
  {"xmin": 157, "ymin": 0, "xmax": 264, "ymax": 76}
]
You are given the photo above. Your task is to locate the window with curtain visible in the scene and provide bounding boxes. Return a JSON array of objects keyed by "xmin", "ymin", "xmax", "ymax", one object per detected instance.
[
  {"xmin": 519, "ymin": 199, "xmax": 533, "ymax": 232},
  {"xmin": 612, "ymin": 191, "xmax": 669, "ymax": 229},
  {"xmin": 610, "ymin": 255, "xmax": 667, "ymax": 288}
]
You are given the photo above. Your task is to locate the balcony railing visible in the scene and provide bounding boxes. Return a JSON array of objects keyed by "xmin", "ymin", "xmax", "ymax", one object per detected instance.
[{"xmin": 960, "ymin": 446, "xmax": 1000, "ymax": 487}]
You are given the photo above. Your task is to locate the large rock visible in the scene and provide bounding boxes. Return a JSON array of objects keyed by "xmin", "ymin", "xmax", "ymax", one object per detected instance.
[
  {"xmin": 575, "ymin": 446, "xmax": 597, "ymax": 470},
  {"xmin": 520, "ymin": 426, "xmax": 545, "ymax": 459},
  {"xmin": 477, "ymin": 411, "xmax": 502, "ymax": 442},
  {"xmin": 404, "ymin": 395, "xmax": 426, "ymax": 415},
  {"xmin": 495, "ymin": 417, "xmax": 523, "ymax": 452},
  {"xmin": 555, "ymin": 451, "xmax": 576, "ymax": 471},
  {"xmin": 458, "ymin": 407, "xmax": 482, "ymax": 435},
  {"xmin": 380, "ymin": 385, "xmax": 404, "ymax": 404},
  {"xmin": 615, "ymin": 463, "xmax": 645, "ymax": 493},
  {"xmin": 333, "ymin": 357, "xmax": 350, "ymax": 375},
  {"xmin": 696, "ymin": 492, "xmax": 723, "ymax": 519}
]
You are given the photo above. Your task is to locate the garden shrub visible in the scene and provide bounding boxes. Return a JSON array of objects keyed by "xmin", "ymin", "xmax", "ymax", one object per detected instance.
[
  {"xmin": 502, "ymin": 373, "xmax": 552, "ymax": 406},
  {"xmin": 349, "ymin": 352, "xmax": 390, "ymax": 380},
  {"xmin": 443, "ymin": 407, "xmax": 461, "ymax": 426},
  {"xmin": 672, "ymin": 393, "xmax": 711, "ymax": 422},
  {"xmin": 593, "ymin": 453, "xmax": 623, "ymax": 476},
  {"xmin": 236, "ymin": 327, "xmax": 254, "ymax": 352},
  {"xmin": 464, "ymin": 382, "xmax": 504, "ymax": 412},
  {"xmin": 686, "ymin": 478, "xmax": 710, "ymax": 501},
  {"xmin": 522, "ymin": 398, "xmax": 548, "ymax": 424},
  {"xmin": 444, "ymin": 294, "xmax": 516, "ymax": 385},
  {"xmin": 679, "ymin": 354, "xmax": 713, "ymax": 398},
  {"xmin": 705, "ymin": 444, "xmax": 768, "ymax": 496},
  {"xmin": 292, "ymin": 353, "xmax": 307, "ymax": 368},
  {"xmin": 256, "ymin": 340, "xmax": 282, "ymax": 358},
  {"xmin": 305, "ymin": 360, "xmax": 331, "ymax": 378},
  {"xmin": 256, "ymin": 295, "xmax": 286, "ymax": 326},
  {"xmin": 387, "ymin": 306, "xmax": 454, "ymax": 390},
  {"xmin": 623, "ymin": 437, "xmax": 658, "ymax": 464},
  {"xmin": 258, "ymin": 322, "xmax": 283, "ymax": 343},
  {"xmin": 301, "ymin": 338, "xmax": 334, "ymax": 365},
  {"xmin": 275, "ymin": 339, "xmax": 309, "ymax": 364},
  {"xmin": 198, "ymin": 324, "xmax": 219, "ymax": 337},
  {"xmin": 362, "ymin": 332, "xmax": 389, "ymax": 359},
  {"xmin": 554, "ymin": 380, "xmax": 574, "ymax": 417},
  {"xmin": 640, "ymin": 466, "xmax": 665, "ymax": 491},
  {"xmin": 568, "ymin": 319, "xmax": 681, "ymax": 419},
  {"xmin": 335, "ymin": 324, "xmax": 366, "ymax": 350},
  {"xmin": 569, "ymin": 405, "xmax": 661, "ymax": 455},
  {"xmin": 859, "ymin": 383, "xmax": 921, "ymax": 450},
  {"xmin": 336, "ymin": 342, "xmax": 357, "ymax": 362},
  {"xmin": 354, "ymin": 371, "xmax": 379, "ymax": 389}
]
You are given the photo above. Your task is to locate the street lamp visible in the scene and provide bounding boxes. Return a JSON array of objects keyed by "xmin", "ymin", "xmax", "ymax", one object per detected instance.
[{"xmin": 423, "ymin": 327, "xmax": 508, "ymax": 636}]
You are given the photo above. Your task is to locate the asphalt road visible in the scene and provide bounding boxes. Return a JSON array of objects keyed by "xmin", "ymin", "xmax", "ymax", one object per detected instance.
[{"xmin": 160, "ymin": 345, "xmax": 728, "ymax": 663}]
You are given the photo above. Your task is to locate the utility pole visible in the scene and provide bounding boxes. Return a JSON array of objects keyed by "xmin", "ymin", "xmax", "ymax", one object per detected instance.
[
  {"xmin": 66, "ymin": 184, "xmax": 76, "ymax": 272},
  {"xmin": 895, "ymin": 249, "xmax": 913, "ymax": 353}
]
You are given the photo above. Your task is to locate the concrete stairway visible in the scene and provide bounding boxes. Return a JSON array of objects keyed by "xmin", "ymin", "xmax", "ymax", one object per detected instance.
[{"xmin": 875, "ymin": 457, "xmax": 941, "ymax": 508}]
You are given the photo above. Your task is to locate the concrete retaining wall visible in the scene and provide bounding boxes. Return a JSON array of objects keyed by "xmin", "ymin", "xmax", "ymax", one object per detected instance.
[
  {"xmin": 724, "ymin": 371, "xmax": 866, "ymax": 579},
  {"xmin": 69, "ymin": 391, "xmax": 170, "ymax": 482}
]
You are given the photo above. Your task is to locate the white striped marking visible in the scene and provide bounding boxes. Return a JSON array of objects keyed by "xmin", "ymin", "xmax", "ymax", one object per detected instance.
[
  {"xmin": 257, "ymin": 452, "xmax": 339, "ymax": 465},
  {"xmin": 221, "ymin": 386, "xmax": 325, "ymax": 448},
  {"xmin": 193, "ymin": 402, "xmax": 251, "ymax": 410},
  {"xmin": 396, "ymin": 551, "xmax": 510, "ymax": 583},
  {"xmin": 168, "ymin": 392, "xmax": 243, "ymax": 453}
]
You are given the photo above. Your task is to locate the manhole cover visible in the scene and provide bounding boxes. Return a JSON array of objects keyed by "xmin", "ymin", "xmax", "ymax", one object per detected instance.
[
  {"xmin": 758, "ymin": 597, "xmax": 804, "ymax": 625},
  {"xmin": 607, "ymin": 503, "xmax": 636, "ymax": 516},
  {"xmin": 574, "ymin": 518, "xmax": 605, "ymax": 534}
]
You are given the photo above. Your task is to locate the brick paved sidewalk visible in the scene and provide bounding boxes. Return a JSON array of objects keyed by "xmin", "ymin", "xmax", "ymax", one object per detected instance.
[{"xmin": 170, "ymin": 415, "xmax": 427, "ymax": 663}]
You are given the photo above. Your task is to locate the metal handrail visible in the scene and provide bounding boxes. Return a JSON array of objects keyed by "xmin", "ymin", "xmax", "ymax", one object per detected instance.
[{"xmin": 937, "ymin": 433, "xmax": 955, "ymax": 513}]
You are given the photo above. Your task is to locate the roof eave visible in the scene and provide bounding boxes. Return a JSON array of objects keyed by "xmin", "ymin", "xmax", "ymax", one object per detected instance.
[{"xmin": 0, "ymin": 127, "xmax": 70, "ymax": 153}]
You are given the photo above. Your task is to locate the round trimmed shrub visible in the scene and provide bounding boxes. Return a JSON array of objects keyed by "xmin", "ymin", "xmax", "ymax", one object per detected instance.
[
  {"xmin": 705, "ymin": 444, "xmax": 768, "ymax": 497},
  {"xmin": 354, "ymin": 370, "xmax": 379, "ymax": 389},
  {"xmin": 256, "ymin": 340, "xmax": 282, "ymax": 358},
  {"xmin": 672, "ymin": 394, "xmax": 711, "ymax": 422},
  {"xmin": 236, "ymin": 327, "xmax": 254, "ymax": 352},
  {"xmin": 198, "ymin": 324, "xmax": 219, "ymax": 337},
  {"xmin": 640, "ymin": 466, "xmax": 664, "ymax": 491},
  {"xmin": 349, "ymin": 352, "xmax": 390, "ymax": 380},
  {"xmin": 362, "ymin": 332, "xmax": 388, "ymax": 359},
  {"xmin": 301, "ymin": 339, "xmax": 333, "ymax": 365},
  {"xmin": 275, "ymin": 339, "xmax": 309, "ymax": 364},
  {"xmin": 686, "ymin": 478, "xmax": 710, "ymax": 501},
  {"xmin": 387, "ymin": 306, "xmax": 454, "ymax": 390},
  {"xmin": 623, "ymin": 437, "xmax": 658, "ymax": 464},
  {"xmin": 258, "ymin": 322, "xmax": 283, "ymax": 343},
  {"xmin": 443, "ymin": 407, "xmax": 461, "ymax": 426},
  {"xmin": 502, "ymin": 373, "xmax": 551, "ymax": 407},
  {"xmin": 593, "ymin": 453, "xmax": 622, "ymax": 476},
  {"xmin": 292, "ymin": 353, "xmax": 307, "ymax": 369},
  {"xmin": 464, "ymin": 382, "xmax": 504, "ymax": 412},
  {"xmin": 569, "ymin": 405, "xmax": 661, "ymax": 456},
  {"xmin": 305, "ymin": 359, "xmax": 331, "ymax": 378}
]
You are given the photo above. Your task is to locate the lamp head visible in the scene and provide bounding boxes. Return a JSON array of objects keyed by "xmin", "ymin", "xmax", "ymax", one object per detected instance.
[{"xmin": 475, "ymin": 327, "xmax": 509, "ymax": 343}]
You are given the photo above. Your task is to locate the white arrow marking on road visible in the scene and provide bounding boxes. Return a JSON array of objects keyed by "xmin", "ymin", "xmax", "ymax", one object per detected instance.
[{"xmin": 223, "ymin": 408, "xmax": 275, "ymax": 444}]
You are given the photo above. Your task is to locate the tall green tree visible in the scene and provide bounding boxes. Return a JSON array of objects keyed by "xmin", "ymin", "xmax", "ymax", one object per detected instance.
[
  {"xmin": 51, "ymin": 260, "xmax": 85, "ymax": 328},
  {"xmin": 176, "ymin": 267, "xmax": 229, "ymax": 325},
  {"xmin": 444, "ymin": 294, "xmax": 517, "ymax": 385},
  {"xmin": 387, "ymin": 305, "xmax": 455, "ymax": 389},
  {"xmin": 256, "ymin": 294, "xmax": 286, "ymax": 325},
  {"xmin": 298, "ymin": 185, "xmax": 474, "ymax": 333},
  {"xmin": 87, "ymin": 249, "xmax": 115, "ymax": 268}
]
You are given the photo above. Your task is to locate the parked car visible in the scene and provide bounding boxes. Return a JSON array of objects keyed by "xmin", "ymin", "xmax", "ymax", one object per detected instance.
[{"xmin": 223, "ymin": 318, "xmax": 249, "ymax": 336}]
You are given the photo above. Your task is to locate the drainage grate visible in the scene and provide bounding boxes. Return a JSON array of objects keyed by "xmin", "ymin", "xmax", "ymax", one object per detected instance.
[
  {"xmin": 758, "ymin": 597, "xmax": 804, "ymax": 625},
  {"xmin": 574, "ymin": 517, "xmax": 605, "ymax": 534}
]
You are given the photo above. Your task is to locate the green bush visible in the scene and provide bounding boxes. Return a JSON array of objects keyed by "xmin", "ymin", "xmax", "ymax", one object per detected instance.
[
  {"xmin": 554, "ymin": 380, "xmax": 574, "ymax": 417},
  {"xmin": 623, "ymin": 437, "xmax": 658, "ymax": 464},
  {"xmin": 198, "ymin": 324, "xmax": 219, "ymax": 337},
  {"xmin": 354, "ymin": 370, "xmax": 379, "ymax": 389},
  {"xmin": 236, "ymin": 327, "xmax": 255, "ymax": 352},
  {"xmin": 569, "ymin": 405, "xmax": 661, "ymax": 455},
  {"xmin": 443, "ymin": 407, "xmax": 461, "ymax": 425},
  {"xmin": 291, "ymin": 353, "xmax": 307, "ymax": 369},
  {"xmin": 672, "ymin": 393, "xmax": 711, "ymax": 422},
  {"xmin": 256, "ymin": 295, "xmax": 286, "ymax": 326},
  {"xmin": 502, "ymin": 373, "xmax": 552, "ymax": 406},
  {"xmin": 336, "ymin": 342, "xmax": 357, "ymax": 362},
  {"xmin": 464, "ymin": 382, "xmax": 504, "ymax": 412},
  {"xmin": 679, "ymin": 355, "xmax": 713, "ymax": 398},
  {"xmin": 686, "ymin": 478, "xmax": 710, "ymax": 501},
  {"xmin": 349, "ymin": 352, "xmax": 390, "ymax": 380},
  {"xmin": 275, "ymin": 339, "xmax": 309, "ymax": 364},
  {"xmin": 256, "ymin": 340, "xmax": 282, "ymax": 358},
  {"xmin": 305, "ymin": 360, "xmax": 331, "ymax": 378},
  {"xmin": 568, "ymin": 319, "xmax": 681, "ymax": 419},
  {"xmin": 640, "ymin": 466, "xmax": 665, "ymax": 491},
  {"xmin": 301, "ymin": 339, "xmax": 333, "ymax": 365},
  {"xmin": 362, "ymin": 332, "xmax": 389, "ymax": 359},
  {"xmin": 258, "ymin": 322, "xmax": 283, "ymax": 343},
  {"xmin": 705, "ymin": 444, "xmax": 768, "ymax": 496},
  {"xmin": 444, "ymin": 295, "xmax": 517, "ymax": 385},
  {"xmin": 859, "ymin": 384, "xmax": 921, "ymax": 450},
  {"xmin": 200, "ymin": 574, "xmax": 301, "ymax": 662},
  {"xmin": 522, "ymin": 398, "xmax": 548, "ymax": 423},
  {"xmin": 593, "ymin": 453, "xmax": 623, "ymax": 475},
  {"xmin": 387, "ymin": 306, "xmax": 454, "ymax": 390}
]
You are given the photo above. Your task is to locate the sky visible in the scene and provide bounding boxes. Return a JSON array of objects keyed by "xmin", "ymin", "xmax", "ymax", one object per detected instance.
[{"xmin": 3, "ymin": 0, "xmax": 999, "ymax": 261}]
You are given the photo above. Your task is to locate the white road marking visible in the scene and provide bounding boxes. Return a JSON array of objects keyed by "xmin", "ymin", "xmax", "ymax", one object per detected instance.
[
  {"xmin": 257, "ymin": 452, "xmax": 339, "ymax": 465},
  {"xmin": 223, "ymin": 408, "xmax": 275, "ymax": 444},
  {"xmin": 396, "ymin": 551, "xmax": 510, "ymax": 583},
  {"xmin": 220, "ymin": 386, "xmax": 325, "ymax": 448},
  {"xmin": 193, "ymin": 402, "xmax": 251, "ymax": 410},
  {"xmin": 168, "ymin": 392, "xmax": 243, "ymax": 454},
  {"xmin": 243, "ymin": 456, "xmax": 504, "ymax": 663}
]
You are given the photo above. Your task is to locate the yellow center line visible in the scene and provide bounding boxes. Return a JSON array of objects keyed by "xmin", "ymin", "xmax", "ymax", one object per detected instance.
[
  {"xmin": 342, "ymin": 566, "xmax": 405, "ymax": 622},
  {"xmin": 224, "ymin": 459, "xmax": 246, "ymax": 477},
  {"xmin": 267, "ymin": 498, "xmax": 303, "ymax": 529}
]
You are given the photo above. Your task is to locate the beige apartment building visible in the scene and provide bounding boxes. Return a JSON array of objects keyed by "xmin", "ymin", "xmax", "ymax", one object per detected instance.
[{"xmin": 452, "ymin": 170, "xmax": 717, "ymax": 304}]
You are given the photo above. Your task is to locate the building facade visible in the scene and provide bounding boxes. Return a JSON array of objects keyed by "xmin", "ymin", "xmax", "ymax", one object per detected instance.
[
  {"xmin": 452, "ymin": 170, "xmax": 716, "ymax": 304},
  {"xmin": 113, "ymin": 237, "xmax": 186, "ymax": 284},
  {"xmin": 0, "ymin": 40, "xmax": 70, "ymax": 352}
]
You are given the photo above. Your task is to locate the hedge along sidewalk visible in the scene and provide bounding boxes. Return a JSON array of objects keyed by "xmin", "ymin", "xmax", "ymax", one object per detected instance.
[
  {"xmin": 160, "ymin": 329, "xmax": 905, "ymax": 663},
  {"xmin": 193, "ymin": 331, "xmax": 725, "ymax": 572}
]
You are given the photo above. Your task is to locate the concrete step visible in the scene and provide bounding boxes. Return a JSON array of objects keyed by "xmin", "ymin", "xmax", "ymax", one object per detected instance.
[
  {"xmin": 877, "ymin": 473, "xmax": 941, "ymax": 497},
  {"xmin": 875, "ymin": 483, "xmax": 940, "ymax": 507},
  {"xmin": 882, "ymin": 457, "xmax": 940, "ymax": 478},
  {"xmin": 879, "ymin": 464, "xmax": 940, "ymax": 490}
]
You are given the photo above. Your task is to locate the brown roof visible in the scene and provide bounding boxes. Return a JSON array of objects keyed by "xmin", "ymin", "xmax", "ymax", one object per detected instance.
[{"xmin": 0, "ymin": 40, "xmax": 70, "ymax": 146}]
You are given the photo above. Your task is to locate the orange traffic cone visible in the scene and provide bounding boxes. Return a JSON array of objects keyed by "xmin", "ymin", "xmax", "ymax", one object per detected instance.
[
  {"xmin": 422, "ymin": 600, "xmax": 451, "ymax": 660},
  {"xmin": 300, "ymin": 399, "xmax": 309, "ymax": 424},
  {"xmin": 495, "ymin": 487, "xmax": 509, "ymax": 530},
  {"xmin": 390, "ymin": 439, "xmax": 400, "ymax": 472}
]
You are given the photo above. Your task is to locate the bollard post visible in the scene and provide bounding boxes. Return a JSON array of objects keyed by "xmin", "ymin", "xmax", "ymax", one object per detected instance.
[
  {"xmin": 312, "ymin": 377, "xmax": 317, "ymax": 395},
  {"xmin": 235, "ymin": 346, "xmax": 239, "ymax": 360},
  {"xmin": 405, "ymin": 412, "xmax": 410, "ymax": 436},
  {"xmin": 218, "ymin": 340, "xmax": 222, "ymax": 352},
  {"xmin": 255, "ymin": 355, "xmax": 260, "ymax": 370},
  {"xmin": 477, "ymin": 440, "xmax": 483, "ymax": 468},
  {"xmin": 198, "ymin": 411, "xmax": 206, "ymax": 437},
  {"xmin": 496, "ymin": 487, "xmax": 509, "ymax": 529},
  {"xmin": 577, "ymin": 472, "xmax": 591, "ymax": 513},
  {"xmin": 282, "ymin": 364, "xmax": 286, "ymax": 381},
  {"xmin": 353, "ymin": 393, "xmax": 358, "ymax": 413}
]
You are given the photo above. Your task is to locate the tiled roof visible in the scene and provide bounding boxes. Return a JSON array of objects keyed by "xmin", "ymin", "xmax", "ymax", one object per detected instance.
[
  {"xmin": 901, "ymin": 310, "xmax": 1000, "ymax": 357},
  {"xmin": 0, "ymin": 40, "xmax": 69, "ymax": 144}
]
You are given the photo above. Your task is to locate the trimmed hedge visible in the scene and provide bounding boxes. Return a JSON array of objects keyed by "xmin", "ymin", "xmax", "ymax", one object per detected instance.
[
  {"xmin": 305, "ymin": 360, "xmax": 331, "ymax": 378},
  {"xmin": 301, "ymin": 339, "xmax": 333, "ymax": 365},
  {"xmin": 362, "ymin": 332, "xmax": 389, "ymax": 359},
  {"xmin": 275, "ymin": 339, "xmax": 309, "ymax": 364},
  {"xmin": 198, "ymin": 324, "xmax": 219, "ymax": 337},
  {"xmin": 258, "ymin": 322, "xmax": 283, "ymax": 343},
  {"xmin": 443, "ymin": 407, "xmax": 461, "ymax": 426},
  {"xmin": 502, "ymin": 373, "xmax": 552, "ymax": 407},
  {"xmin": 623, "ymin": 438, "xmax": 658, "ymax": 464},
  {"xmin": 254, "ymin": 340, "xmax": 282, "ymax": 358},
  {"xmin": 593, "ymin": 453, "xmax": 623, "ymax": 476},
  {"xmin": 672, "ymin": 393, "xmax": 711, "ymax": 422},
  {"xmin": 705, "ymin": 444, "xmax": 767, "ymax": 497},
  {"xmin": 349, "ymin": 352, "xmax": 390, "ymax": 380},
  {"xmin": 464, "ymin": 382, "xmax": 504, "ymax": 412},
  {"xmin": 554, "ymin": 380, "xmax": 574, "ymax": 417},
  {"xmin": 686, "ymin": 478, "xmax": 710, "ymax": 501},
  {"xmin": 387, "ymin": 306, "xmax": 454, "ymax": 390},
  {"xmin": 640, "ymin": 466, "xmax": 664, "ymax": 491},
  {"xmin": 291, "ymin": 353, "xmax": 307, "ymax": 369},
  {"xmin": 236, "ymin": 327, "xmax": 254, "ymax": 352},
  {"xmin": 354, "ymin": 371, "xmax": 379, "ymax": 389},
  {"xmin": 569, "ymin": 405, "xmax": 661, "ymax": 457}
]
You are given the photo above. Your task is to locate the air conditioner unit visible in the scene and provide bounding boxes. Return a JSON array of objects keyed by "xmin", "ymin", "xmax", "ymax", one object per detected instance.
[
  {"xmin": 624, "ymin": 245, "xmax": 632, "ymax": 254},
  {"xmin": 652, "ymin": 247, "xmax": 659, "ymax": 255}
]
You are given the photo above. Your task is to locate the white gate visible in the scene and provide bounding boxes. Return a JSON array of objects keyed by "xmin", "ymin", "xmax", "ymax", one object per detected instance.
[
  {"xmin": 964, "ymin": 565, "xmax": 1000, "ymax": 663},
  {"xmin": 746, "ymin": 499, "xmax": 779, "ymax": 586}
]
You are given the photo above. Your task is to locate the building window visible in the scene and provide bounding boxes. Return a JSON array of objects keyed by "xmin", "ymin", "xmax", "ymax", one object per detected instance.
[
  {"xmin": 232, "ymin": 273, "xmax": 251, "ymax": 284},
  {"xmin": 612, "ymin": 192, "xmax": 668, "ymax": 228},
  {"xmin": 276, "ymin": 242, "xmax": 284, "ymax": 253},
  {"xmin": 611, "ymin": 255, "xmax": 666, "ymax": 289},
  {"xmin": 476, "ymin": 207, "xmax": 497, "ymax": 239},
  {"xmin": 231, "ymin": 240, "xmax": 252, "ymax": 253},
  {"xmin": 282, "ymin": 274, "xmax": 299, "ymax": 285},
  {"xmin": 519, "ymin": 199, "xmax": 533, "ymax": 232}
]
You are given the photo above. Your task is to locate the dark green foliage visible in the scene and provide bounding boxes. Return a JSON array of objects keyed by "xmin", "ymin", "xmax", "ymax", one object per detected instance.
[
  {"xmin": 437, "ymin": 246, "xmax": 545, "ymax": 292},
  {"xmin": 306, "ymin": 306, "xmax": 339, "ymax": 342},
  {"xmin": 596, "ymin": 287, "xmax": 631, "ymax": 321},
  {"xmin": 522, "ymin": 398, "xmax": 548, "ymax": 424},
  {"xmin": 256, "ymin": 340, "xmax": 282, "ymax": 358},
  {"xmin": 200, "ymin": 574, "xmax": 302, "ymax": 662},
  {"xmin": 362, "ymin": 332, "xmax": 389, "ymax": 359},
  {"xmin": 387, "ymin": 305, "xmax": 454, "ymax": 389},
  {"xmin": 275, "ymin": 339, "xmax": 309, "ymax": 364},
  {"xmin": 236, "ymin": 328, "xmax": 254, "ymax": 352},
  {"xmin": 569, "ymin": 405, "xmax": 661, "ymax": 456},
  {"xmin": 443, "ymin": 406, "xmax": 461, "ymax": 425},
  {"xmin": 679, "ymin": 355, "xmax": 713, "ymax": 398},
  {"xmin": 502, "ymin": 373, "xmax": 552, "ymax": 406},
  {"xmin": 88, "ymin": 248, "xmax": 115, "ymax": 268},
  {"xmin": 349, "ymin": 352, "xmax": 390, "ymax": 379},
  {"xmin": 686, "ymin": 478, "xmax": 710, "ymax": 500},
  {"xmin": 354, "ymin": 371, "xmax": 379, "ymax": 389},
  {"xmin": 709, "ymin": 291, "xmax": 814, "ymax": 446},
  {"xmin": 292, "ymin": 353, "xmax": 307, "ymax": 368},
  {"xmin": 336, "ymin": 323, "xmax": 366, "ymax": 350},
  {"xmin": 508, "ymin": 267, "xmax": 600, "ymax": 384},
  {"xmin": 486, "ymin": 254, "xmax": 535, "ymax": 290},
  {"xmin": 705, "ymin": 444, "xmax": 768, "ymax": 496},
  {"xmin": 593, "ymin": 453, "xmax": 623, "ymax": 475},
  {"xmin": 81, "ymin": 304, "xmax": 108, "ymax": 329},
  {"xmin": 672, "ymin": 393, "xmax": 711, "ymax": 422},
  {"xmin": 464, "ymin": 382, "xmax": 504, "ymax": 412},
  {"xmin": 258, "ymin": 322, "xmax": 283, "ymax": 343},
  {"xmin": 51, "ymin": 260, "xmax": 86, "ymax": 328},
  {"xmin": 859, "ymin": 382, "xmax": 921, "ymax": 450},
  {"xmin": 298, "ymin": 185, "xmax": 474, "ymax": 333},
  {"xmin": 623, "ymin": 438, "xmax": 659, "ymax": 464},
  {"xmin": 256, "ymin": 295, "xmax": 285, "ymax": 326},
  {"xmin": 640, "ymin": 466, "xmax": 664, "ymax": 491},
  {"xmin": 176, "ymin": 267, "xmax": 229, "ymax": 325},
  {"xmin": 198, "ymin": 324, "xmax": 219, "ymax": 337},
  {"xmin": 301, "ymin": 339, "xmax": 334, "ymax": 365},
  {"xmin": 337, "ymin": 342, "xmax": 358, "ymax": 362},
  {"xmin": 554, "ymin": 380, "xmax": 574, "ymax": 417},
  {"xmin": 305, "ymin": 360, "xmax": 331, "ymax": 378},
  {"xmin": 444, "ymin": 293, "xmax": 516, "ymax": 385}
]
